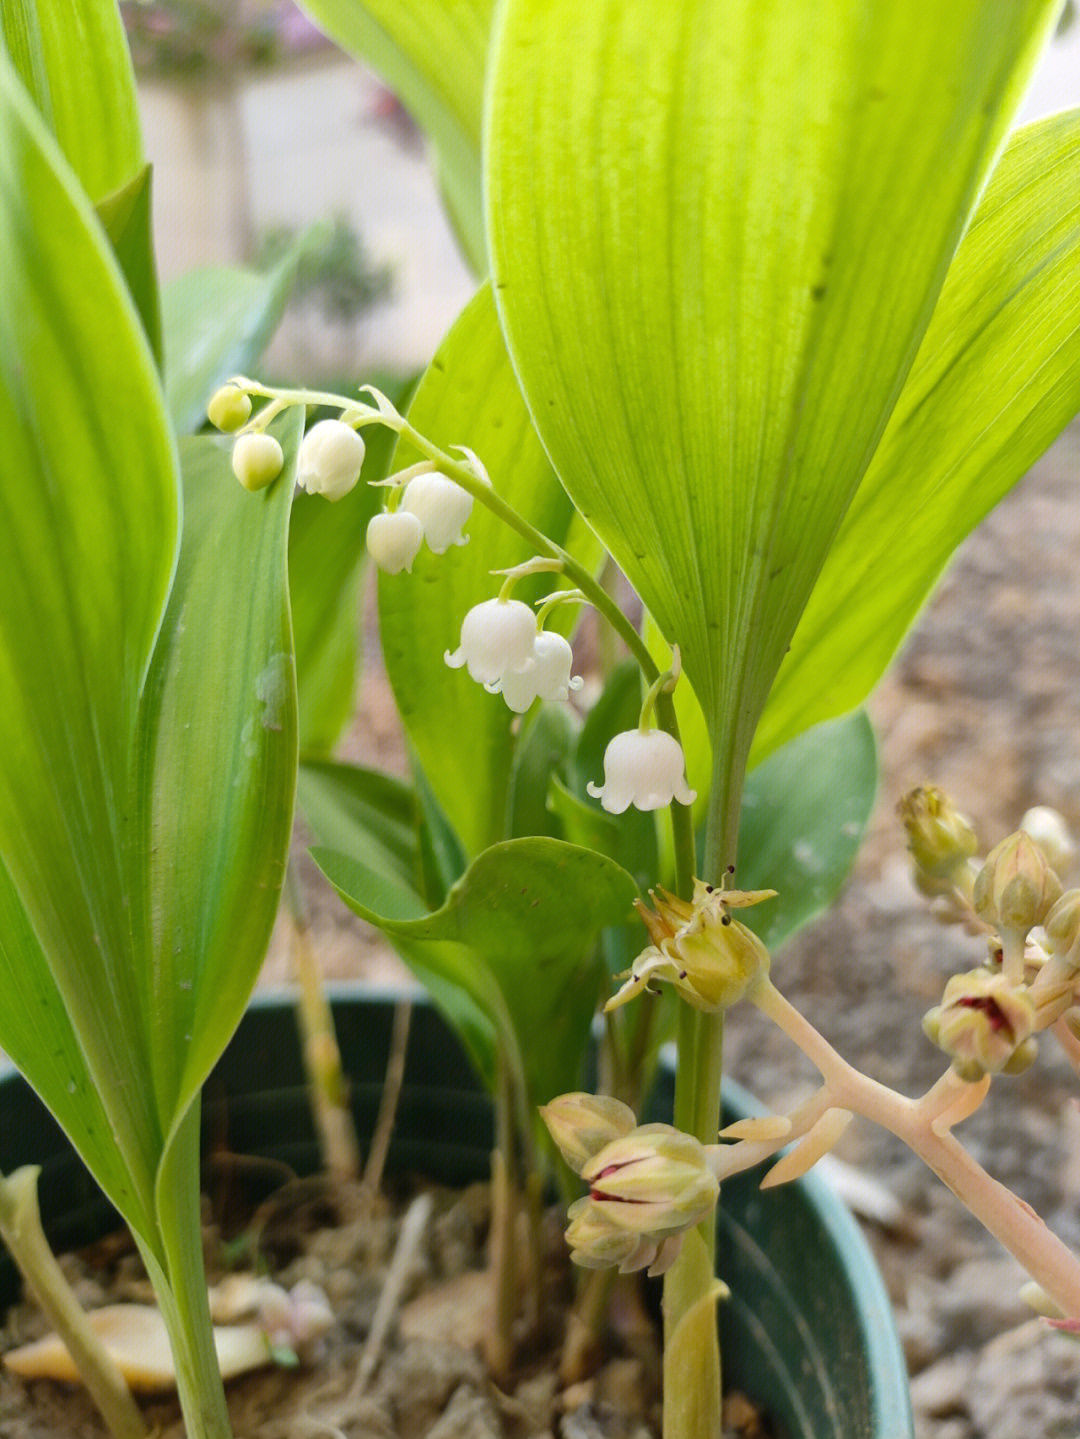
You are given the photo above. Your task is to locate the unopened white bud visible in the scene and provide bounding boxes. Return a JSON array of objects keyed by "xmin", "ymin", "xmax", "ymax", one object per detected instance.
[
  {"xmin": 401, "ymin": 472, "xmax": 473, "ymax": 553},
  {"xmin": 232, "ymin": 433, "xmax": 284, "ymax": 492},
  {"xmin": 297, "ymin": 420, "xmax": 366, "ymax": 501},
  {"xmin": 366, "ymin": 511, "xmax": 424, "ymax": 574},
  {"xmin": 587, "ymin": 729, "xmax": 696, "ymax": 814}
]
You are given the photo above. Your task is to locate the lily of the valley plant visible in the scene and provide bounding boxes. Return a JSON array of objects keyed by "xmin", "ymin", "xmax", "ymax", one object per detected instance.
[{"xmin": 5, "ymin": 3, "xmax": 1080, "ymax": 1439}]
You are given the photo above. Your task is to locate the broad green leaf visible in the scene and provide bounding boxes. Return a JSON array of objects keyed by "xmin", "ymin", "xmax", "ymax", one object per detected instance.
[
  {"xmin": 0, "ymin": 860, "xmax": 153, "ymax": 1239},
  {"xmin": 0, "ymin": 59, "xmax": 177, "ymax": 1221},
  {"xmin": 137, "ymin": 417, "xmax": 301, "ymax": 1125},
  {"xmin": 298, "ymin": 0, "xmax": 493, "ymax": 271},
  {"xmin": 314, "ymin": 838, "xmax": 637, "ymax": 1102},
  {"xmin": 162, "ymin": 254, "xmax": 301, "ymax": 434},
  {"xmin": 379, "ymin": 282, "xmax": 597, "ymax": 856},
  {"xmin": 755, "ymin": 109, "xmax": 1080, "ymax": 763},
  {"xmin": 487, "ymin": 0, "xmax": 1057, "ymax": 814},
  {"xmin": 737, "ymin": 711, "xmax": 877, "ymax": 952},
  {"xmin": 96, "ymin": 165, "xmax": 163, "ymax": 368},
  {"xmin": 290, "ymin": 383, "xmax": 410, "ymax": 757},
  {"xmin": 0, "ymin": 0, "xmax": 142, "ymax": 202},
  {"xmin": 298, "ymin": 759, "xmax": 419, "ymax": 890}
]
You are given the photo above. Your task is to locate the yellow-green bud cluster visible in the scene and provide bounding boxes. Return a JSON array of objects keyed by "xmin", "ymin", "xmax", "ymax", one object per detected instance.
[
  {"xmin": 923, "ymin": 968, "xmax": 1036, "ymax": 1081},
  {"xmin": 898, "ymin": 786, "xmax": 978, "ymax": 896},
  {"xmin": 973, "ymin": 831, "xmax": 1062, "ymax": 933},
  {"xmin": 540, "ymin": 1101, "xmax": 719, "ymax": 1275},
  {"xmin": 606, "ymin": 879, "xmax": 774, "ymax": 1014}
]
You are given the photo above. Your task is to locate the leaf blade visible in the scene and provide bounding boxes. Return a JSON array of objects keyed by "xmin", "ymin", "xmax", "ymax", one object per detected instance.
[
  {"xmin": 0, "ymin": 0, "xmax": 142, "ymax": 202},
  {"xmin": 756, "ymin": 109, "xmax": 1080, "ymax": 762},
  {"xmin": 487, "ymin": 0, "xmax": 1057, "ymax": 791}
]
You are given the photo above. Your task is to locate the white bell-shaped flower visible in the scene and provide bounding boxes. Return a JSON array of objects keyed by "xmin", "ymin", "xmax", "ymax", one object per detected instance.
[
  {"xmin": 493, "ymin": 631, "xmax": 583, "ymax": 713},
  {"xmin": 587, "ymin": 729, "xmax": 696, "ymax": 814},
  {"xmin": 401, "ymin": 472, "xmax": 473, "ymax": 553},
  {"xmin": 366, "ymin": 511, "xmax": 424, "ymax": 574},
  {"xmin": 296, "ymin": 419, "xmax": 366, "ymax": 501},
  {"xmin": 445, "ymin": 598, "xmax": 536, "ymax": 686}
]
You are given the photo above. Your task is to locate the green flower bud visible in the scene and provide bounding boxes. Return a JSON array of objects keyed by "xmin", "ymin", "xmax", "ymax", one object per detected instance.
[
  {"xmin": 925, "ymin": 968, "xmax": 1036, "ymax": 1079},
  {"xmin": 580, "ymin": 1123, "xmax": 718, "ymax": 1237},
  {"xmin": 208, "ymin": 384, "xmax": 252, "ymax": 432},
  {"xmin": 606, "ymin": 880, "xmax": 773, "ymax": 1013},
  {"xmin": 1045, "ymin": 890, "xmax": 1080, "ymax": 973},
  {"xmin": 898, "ymin": 786, "xmax": 978, "ymax": 881},
  {"xmin": 231, "ymin": 433, "xmax": 284, "ymax": 493},
  {"xmin": 974, "ymin": 831, "xmax": 1062, "ymax": 932},
  {"xmin": 539, "ymin": 1092, "xmax": 637, "ymax": 1175}
]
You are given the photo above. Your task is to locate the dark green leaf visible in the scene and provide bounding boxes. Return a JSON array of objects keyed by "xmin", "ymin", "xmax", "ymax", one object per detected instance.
[
  {"xmin": 314, "ymin": 838, "xmax": 637, "ymax": 1102},
  {"xmin": 737, "ymin": 711, "xmax": 877, "ymax": 951}
]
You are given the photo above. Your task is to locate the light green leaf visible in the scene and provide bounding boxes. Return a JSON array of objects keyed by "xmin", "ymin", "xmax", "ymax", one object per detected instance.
[
  {"xmin": 96, "ymin": 164, "xmax": 163, "ymax": 368},
  {"xmin": 0, "ymin": 0, "xmax": 142, "ymax": 203},
  {"xmin": 298, "ymin": 0, "xmax": 493, "ymax": 271},
  {"xmin": 0, "ymin": 861, "xmax": 153, "ymax": 1238},
  {"xmin": 737, "ymin": 711, "xmax": 877, "ymax": 952},
  {"xmin": 379, "ymin": 282, "xmax": 596, "ymax": 856},
  {"xmin": 314, "ymin": 838, "xmax": 637, "ymax": 1101},
  {"xmin": 298, "ymin": 759, "xmax": 419, "ymax": 890},
  {"xmin": 755, "ymin": 109, "xmax": 1080, "ymax": 763},
  {"xmin": 162, "ymin": 254, "xmax": 301, "ymax": 433},
  {"xmin": 291, "ymin": 382, "xmax": 411, "ymax": 757},
  {"xmin": 137, "ymin": 417, "xmax": 300, "ymax": 1125},
  {"xmin": 0, "ymin": 59, "xmax": 177, "ymax": 1224},
  {"xmin": 487, "ymin": 0, "xmax": 1057, "ymax": 811}
]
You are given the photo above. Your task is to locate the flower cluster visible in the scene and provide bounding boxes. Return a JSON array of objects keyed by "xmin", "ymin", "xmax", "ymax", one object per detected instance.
[
  {"xmin": 367, "ymin": 470, "xmax": 475, "ymax": 575},
  {"xmin": 540, "ymin": 1094, "xmax": 718, "ymax": 1275}
]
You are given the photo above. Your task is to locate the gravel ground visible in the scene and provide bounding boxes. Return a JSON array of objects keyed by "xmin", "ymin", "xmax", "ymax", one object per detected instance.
[{"xmin": 266, "ymin": 415, "xmax": 1080, "ymax": 1438}]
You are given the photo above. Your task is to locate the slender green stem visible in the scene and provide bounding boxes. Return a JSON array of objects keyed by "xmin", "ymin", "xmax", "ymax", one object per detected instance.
[
  {"xmin": 148, "ymin": 1101, "xmax": 234, "ymax": 1439},
  {"xmin": 0, "ymin": 1168, "xmax": 148, "ymax": 1439},
  {"xmin": 661, "ymin": 750, "xmax": 744, "ymax": 1439}
]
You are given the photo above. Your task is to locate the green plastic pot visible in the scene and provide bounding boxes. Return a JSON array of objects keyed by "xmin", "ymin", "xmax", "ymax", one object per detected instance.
[{"xmin": 0, "ymin": 988, "xmax": 912, "ymax": 1437}]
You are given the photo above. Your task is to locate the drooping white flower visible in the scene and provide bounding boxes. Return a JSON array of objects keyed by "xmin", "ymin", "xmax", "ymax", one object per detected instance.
[
  {"xmin": 445, "ymin": 598, "xmax": 536, "ymax": 686},
  {"xmin": 401, "ymin": 472, "xmax": 473, "ymax": 553},
  {"xmin": 587, "ymin": 729, "xmax": 696, "ymax": 814},
  {"xmin": 366, "ymin": 511, "xmax": 425, "ymax": 574},
  {"xmin": 231, "ymin": 433, "xmax": 284, "ymax": 492},
  {"xmin": 296, "ymin": 419, "xmax": 366, "ymax": 501},
  {"xmin": 491, "ymin": 631, "xmax": 583, "ymax": 713}
]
